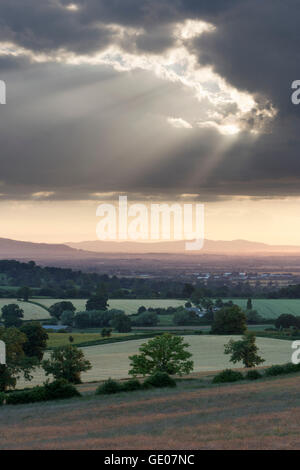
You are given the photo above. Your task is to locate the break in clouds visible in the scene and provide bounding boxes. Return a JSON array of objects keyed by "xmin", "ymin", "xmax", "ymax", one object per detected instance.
[{"xmin": 0, "ymin": 0, "xmax": 299, "ymax": 201}]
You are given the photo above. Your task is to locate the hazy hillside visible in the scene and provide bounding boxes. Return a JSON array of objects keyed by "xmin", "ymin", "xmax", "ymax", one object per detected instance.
[
  {"xmin": 0, "ymin": 237, "xmax": 94, "ymax": 260},
  {"xmin": 0, "ymin": 238, "xmax": 299, "ymax": 267},
  {"xmin": 66, "ymin": 239, "xmax": 300, "ymax": 254}
]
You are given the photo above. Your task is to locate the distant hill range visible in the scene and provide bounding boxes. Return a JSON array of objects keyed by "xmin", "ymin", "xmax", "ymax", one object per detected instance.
[
  {"xmin": 0, "ymin": 237, "xmax": 92, "ymax": 260},
  {"xmin": 66, "ymin": 239, "xmax": 300, "ymax": 254},
  {"xmin": 0, "ymin": 237, "xmax": 299, "ymax": 262}
]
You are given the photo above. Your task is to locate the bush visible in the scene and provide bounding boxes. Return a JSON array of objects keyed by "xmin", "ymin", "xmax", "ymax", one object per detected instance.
[
  {"xmin": 143, "ymin": 372, "xmax": 176, "ymax": 389},
  {"xmin": 96, "ymin": 378, "xmax": 123, "ymax": 395},
  {"xmin": 264, "ymin": 365, "xmax": 286, "ymax": 376},
  {"xmin": 6, "ymin": 386, "xmax": 47, "ymax": 405},
  {"xmin": 245, "ymin": 370, "xmax": 262, "ymax": 380},
  {"xmin": 282, "ymin": 362, "xmax": 300, "ymax": 374},
  {"xmin": 121, "ymin": 379, "xmax": 141, "ymax": 392},
  {"xmin": 0, "ymin": 392, "xmax": 6, "ymax": 405},
  {"xmin": 43, "ymin": 379, "xmax": 80, "ymax": 400},
  {"xmin": 264, "ymin": 362, "xmax": 300, "ymax": 377},
  {"xmin": 6, "ymin": 380, "xmax": 80, "ymax": 405},
  {"xmin": 212, "ymin": 369, "xmax": 244, "ymax": 384}
]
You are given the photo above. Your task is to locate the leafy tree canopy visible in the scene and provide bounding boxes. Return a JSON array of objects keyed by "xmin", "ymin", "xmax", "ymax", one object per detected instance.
[
  {"xmin": 42, "ymin": 345, "xmax": 92, "ymax": 384},
  {"xmin": 211, "ymin": 305, "xmax": 247, "ymax": 335},
  {"xmin": 129, "ymin": 333, "xmax": 194, "ymax": 376},
  {"xmin": 1, "ymin": 304, "xmax": 24, "ymax": 328},
  {"xmin": 49, "ymin": 301, "xmax": 76, "ymax": 320},
  {"xmin": 224, "ymin": 332, "xmax": 265, "ymax": 368},
  {"xmin": 0, "ymin": 327, "xmax": 37, "ymax": 391},
  {"xmin": 20, "ymin": 322, "xmax": 48, "ymax": 361}
]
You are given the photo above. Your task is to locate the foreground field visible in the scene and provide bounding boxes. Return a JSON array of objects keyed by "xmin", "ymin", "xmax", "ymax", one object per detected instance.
[
  {"xmin": 224, "ymin": 298, "xmax": 300, "ymax": 319},
  {"xmin": 2, "ymin": 374, "xmax": 300, "ymax": 449},
  {"xmin": 38, "ymin": 298, "xmax": 186, "ymax": 314},
  {"xmin": 17, "ymin": 335, "xmax": 293, "ymax": 388}
]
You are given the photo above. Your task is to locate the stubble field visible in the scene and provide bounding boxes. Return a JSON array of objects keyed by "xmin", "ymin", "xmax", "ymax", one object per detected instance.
[{"xmin": 2, "ymin": 374, "xmax": 300, "ymax": 449}]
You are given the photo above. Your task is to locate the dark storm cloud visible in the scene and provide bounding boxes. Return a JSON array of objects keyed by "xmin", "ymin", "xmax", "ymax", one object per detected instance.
[
  {"xmin": 0, "ymin": 0, "xmax": 300, "ymax": 200},
  {"xmin": 192, "ymin": 0, "xmax": 300, "ymax": 116},
  {"xmin": 0, "ymin": 0, "xmax": 242, "ymax": 54},
  {"xmin": 0, "ymin": 0, "xmax": 114, "ymax": 54}
]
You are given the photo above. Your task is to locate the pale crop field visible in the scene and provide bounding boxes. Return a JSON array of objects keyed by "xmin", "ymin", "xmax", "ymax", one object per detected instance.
[
  {"xmin": 0, "ymin": 299, "xmax": 50, "ymax": 321},
  {"xmin": 17, "ymin": 335, "xmax": 293, "ymax": 388},
  {"xmin": 38, "ymin": 298, "xmax": 186, "ymax": 315},
  {"xmin": 223, "ymin": 298, "xmax": 300, "ymax": 319}
]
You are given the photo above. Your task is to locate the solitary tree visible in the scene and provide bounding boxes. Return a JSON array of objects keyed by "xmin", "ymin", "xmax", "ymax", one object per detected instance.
[
  {"xmin": 129, "ymin": 333, "xmax": 194, "ymax": 376},
  {"xmin": 42, "ymin": 345, "xmax": 92, "ymax": 384},
  {"xmin": 224, "ymin": 332, "xmax": 265, "ymax": 368},
  {"xmin": 17, "ymin": 286, "xmax": 31, "ymax": 302},
  {"xmin": 247, "ymin": 298, "xmax": 253, "ymax": 310},
  {"xmin": 1, "ymin": 304, "xmax": 24, "ymax": 328},
  {"xmin": 211, "ymin": 305, "xmax": 247, "ymax": 335},
  {"xmin": 20, "ymin": 322, "xmax": 48, "ymax": 361}
]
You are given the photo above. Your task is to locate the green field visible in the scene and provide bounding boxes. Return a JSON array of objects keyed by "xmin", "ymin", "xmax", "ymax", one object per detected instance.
[
  {"xmin": 0, "ymin": 299, "xmax": 50, "ymax": 321},
  {"xmin": 47, "ymin": 332, "xmax": 132, "ymax": 348},
  {"xmin": 37, "ymin": 298, "xmax": 186, "ymax": 315},
  {"xmin": 223, "ymin": 298, "xmax": 300, "ymax": 319},
  {"xmin": 17, "ymin": 335, "xmax": 293, "ymax": 388}
]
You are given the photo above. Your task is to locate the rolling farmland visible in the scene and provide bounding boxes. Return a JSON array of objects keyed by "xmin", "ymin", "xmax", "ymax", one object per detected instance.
[
  {"xmin": 35, "ymin": 298, "xmax": 300, "ymax": 320},
  {"xmin": 17, "ymin": 335, "xmax": 293, "ymax": 388},
  {"xmin": 1, "ymin": 297, "xmax": 300, "ymax": 322}
]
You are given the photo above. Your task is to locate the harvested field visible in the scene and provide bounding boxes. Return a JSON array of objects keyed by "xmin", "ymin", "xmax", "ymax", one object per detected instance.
[{"xmin": 17, "ymin": 335, "xmax": 293, "ymax": 388}]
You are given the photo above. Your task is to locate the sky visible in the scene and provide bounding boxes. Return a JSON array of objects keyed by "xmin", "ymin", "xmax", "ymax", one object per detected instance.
[{"xmin": 0, "ymin": 0, "xmax": 300, "ymax": 244}]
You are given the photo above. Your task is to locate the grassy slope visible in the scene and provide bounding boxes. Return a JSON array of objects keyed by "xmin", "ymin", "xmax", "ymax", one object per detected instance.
[{"xmin": 2, "ymin": 374, "xmax": 300, "ymax": 449}]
